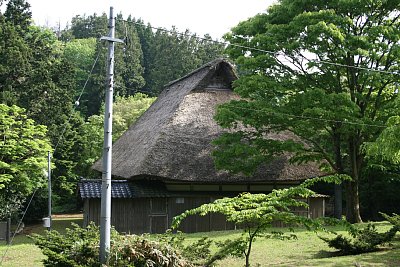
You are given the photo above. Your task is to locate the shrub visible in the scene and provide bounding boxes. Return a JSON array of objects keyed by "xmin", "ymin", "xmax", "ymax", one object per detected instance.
[
  {"xmin": 381, "ymin": 212, "xmax": 400, "ymax": 228},
  {"xmin": 31, "ymin": 223, "xmax": 193, "ymax": 267},
  {"xmin": 31, "ymin": 222, "xmax": 101, "ymax": 266},
  {"xmin": 155, "ymin": 231, "xmax": 213, "ymax": 266},
  {"xmin": 319, "ymin": 223, "xmax": 399, "ymax": 255}
]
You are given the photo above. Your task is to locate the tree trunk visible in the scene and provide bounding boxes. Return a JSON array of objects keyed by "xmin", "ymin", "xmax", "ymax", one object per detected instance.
[
  {"xmin": 333, "ymin": 129, "xmax": 343, "ymax": 219},
  {"xmin": 334, "ymin": 184, "xmax": 342, "ymax": 219},
  {"xmin": 345, "ymin": 180, "xmax": 362, "ymax": 223},
  {"xmin": 245, "ymin": 254, "xmax": 250, "ymax": 267},
  {"xmin": 347, "ymin": 137, "xmax": 363, "ymax": 223}
]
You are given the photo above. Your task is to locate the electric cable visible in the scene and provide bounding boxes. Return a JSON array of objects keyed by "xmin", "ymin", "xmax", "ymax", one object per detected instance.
[{"xmin": 120, "ymin": 19, "xmax": 400, "ymax": 76}]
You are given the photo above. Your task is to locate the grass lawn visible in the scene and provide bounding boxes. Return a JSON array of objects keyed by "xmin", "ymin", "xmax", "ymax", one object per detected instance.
[
  {"xmin": 0, "ymin": 216, "xmax": 399, "ymax": 267},
  {"xmin": 183, "ymin": 222, "xmax": 400, "ymax": 267},
  {"xmin": 0, "ymin": 214, "xmax": 83, "ymax": 267}
]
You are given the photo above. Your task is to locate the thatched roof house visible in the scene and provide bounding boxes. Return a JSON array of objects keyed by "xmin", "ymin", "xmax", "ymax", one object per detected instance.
[
  {"xmin": 92, "ymin": 58, "xmax": 321, "ymax": 183},
  {"xmin": 81, "ymin": 59, "xmax": 326, "ymax": 234}
]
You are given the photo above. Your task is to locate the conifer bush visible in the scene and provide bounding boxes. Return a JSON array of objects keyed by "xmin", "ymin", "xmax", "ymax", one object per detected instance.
[{"xmin": 319, "ymin": 222, "xmax": 399, "ymax": 255}]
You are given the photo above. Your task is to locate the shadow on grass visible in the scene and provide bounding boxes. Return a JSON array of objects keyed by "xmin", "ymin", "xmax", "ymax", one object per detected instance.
[
  {"xmin": 313, "ymin": 241, "xmax": 400, "ymax": 257},
  {"xmin": 308, "ymin": 245, "xmax": 400, "ymax": 267},
  {"xmin": 312, "ymin": 250, "xmax": 342, "ymax": 259}
]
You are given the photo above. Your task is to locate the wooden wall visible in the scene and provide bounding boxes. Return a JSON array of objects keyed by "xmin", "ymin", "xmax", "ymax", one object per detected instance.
[{"xmin": 83, "ymin": 196, "xmax": 325, "ymax": 234}]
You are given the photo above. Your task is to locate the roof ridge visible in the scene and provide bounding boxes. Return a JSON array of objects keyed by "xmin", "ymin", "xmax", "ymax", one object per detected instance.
[{"xmin": 163, "ymin": 58, "xmax": 234, "ymax": 88}]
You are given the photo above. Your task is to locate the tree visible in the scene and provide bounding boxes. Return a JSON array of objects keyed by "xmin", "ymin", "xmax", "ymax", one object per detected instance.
[
  {"xmin": 146, "ymin": 27, "xmax": 225, "ymax": 94},
  {"xmin": 0, "ymin": 13, "xmax": 31, "ymax": 105},
  {"xmin": 79, "ymin": 93, "xmax": 156, "ymax": 177},
  {"xmin": 1, "ymin": 2, "xmax": 86, "ymax": 213},
  {"xmin": 62, "ymin": 38, "xmax": 97, "ymax": 116},
  {"xmin": 0, "ymin": 104, "xmax": 52, "ymax": 197},
  {"xmin": 172, "ymin": 176, "xmax": 348, "ymax": 267},
  {"xmin": 218, "ymin": 0, "xmax": 400, "ymax": 223},
  {"xmin": 3, "ymin": 0, "xmax": 31, "ymax": 32},
  {"xmin": 115, "ymin": 14, "xmax": 146, "ymax": 96},
  {"xmin": 62, "ymin": 13, "xmax": 146, "ymax": 116}
]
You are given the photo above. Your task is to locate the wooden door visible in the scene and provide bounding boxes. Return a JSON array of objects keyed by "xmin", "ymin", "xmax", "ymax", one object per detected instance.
[{"xmin": 149, "ymin": 198, "xmax": 168, "ymax": 233}]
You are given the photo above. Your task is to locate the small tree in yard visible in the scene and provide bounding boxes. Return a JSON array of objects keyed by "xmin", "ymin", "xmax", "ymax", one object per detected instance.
[{"xmin": 172, "ymin": 175, "xmax": 349, "ymax": 267}]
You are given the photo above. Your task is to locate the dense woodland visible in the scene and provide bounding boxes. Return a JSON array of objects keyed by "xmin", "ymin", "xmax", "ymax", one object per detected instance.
[
  {"xmin": 0, "ymin": 0, "xmax": 223, "ymax": 219},
  {"xmin": 1, "ymin": 0, "xmax": 400, "ymax": 225}
]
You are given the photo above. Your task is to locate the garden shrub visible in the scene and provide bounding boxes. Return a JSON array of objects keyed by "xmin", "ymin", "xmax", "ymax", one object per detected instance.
[
  {"xmin": 381, "ymin": 212, "xmax": 400, "ymax": 228},
  {"xmin": 319, "ymin": 223, "xmax": 399, "ymax": 255},
  {"xmin": 155, "ymin": 231, "xmax": 214, "ymax": 266},
  {"xmin": 31, "ymin": 223, "xmax": 193, "ymax": 267}
]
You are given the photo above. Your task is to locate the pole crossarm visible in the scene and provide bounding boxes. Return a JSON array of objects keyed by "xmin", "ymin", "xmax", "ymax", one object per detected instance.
[{"xmin": 100, "ymin": 36, "xmax": 125, "ymax": 43}]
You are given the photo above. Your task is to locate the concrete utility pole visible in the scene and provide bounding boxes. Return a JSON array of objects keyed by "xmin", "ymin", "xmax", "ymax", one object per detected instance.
[{"xmin": 99, "ymin": 6, "xmax": 124, "ymax": 264}]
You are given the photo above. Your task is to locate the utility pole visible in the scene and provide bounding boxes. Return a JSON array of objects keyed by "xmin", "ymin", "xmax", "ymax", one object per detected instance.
[
  {"xmin": 48, "ymin": 151, "xmax": 52, "ymax": 230},
  {"xmin": 99, "ymin": 6, "xmax": 124, "ymax": 264}
]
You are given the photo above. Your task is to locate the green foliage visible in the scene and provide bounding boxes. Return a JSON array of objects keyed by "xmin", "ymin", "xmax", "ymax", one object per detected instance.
[
  {"xmin": 219, "ymin": 0, "xmax": 400, "ymax": 223},
  {"xmin": 172, "ymin": 176, "xmax": 349, "ymax": 267},
  {"xmin": 144, "ymin": 27, "xmax": 225, "ymax": 94},
  {"xmin": 62, "ymin": 13, "xmax": 146, "ymax": 116},
  {"xmin": 0, "ymin": 104, "xmax": 52, "ymax": 196},
  {"xmin": 32, "ymin": 223, "xmax": 193, "ymax": 267},
  {"xmin": 62, "ymin": 38, "xmax": 97, "ymax": 116},
  {"xmin": 359, "ymin": 166, "xmax": 400, "ymax": 220},
  {"xmin": 381, "ymin": 212, "xmax": 400, "ymax": 228},
  {"xmin": 0, "ymin": 15, "xmax": 31, "ymax": 105},
  {"xmin": 365, "ymin": 115, "xmax": 400, "ymax": 164},
  {"xmin": 1, "ymin": 1, "xmax": 84, "ymax": 216},
  {"xmin": 31, "ymin": 222, "xmax": 102, "ymax": 267},
  {"xmin": 3, "ymin": 0, "xmax": 31, "ymax": 32},
  {"xmin": 112, "ymin": 94, "xmax": 157, "ymax": 138},
  {"xmin": 156, "ymin": 231, "xmax": 213, "ymax": 265},
  {"xmin": 0, "ymin": 194, "xmax": 23, "ymax": 221},
  {"xmin": 79, "ymin": 93, "xmax": 156, "ymax": 177},
  {"xmin": 319, "ymin": 223, "xmax": 399, "ymax": 255}
]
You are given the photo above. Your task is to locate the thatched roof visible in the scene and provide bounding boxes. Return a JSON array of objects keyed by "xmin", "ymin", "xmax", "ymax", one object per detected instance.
[{"xmin": 93, "ymin": 58, "xmax": 323, "ymax": 183}]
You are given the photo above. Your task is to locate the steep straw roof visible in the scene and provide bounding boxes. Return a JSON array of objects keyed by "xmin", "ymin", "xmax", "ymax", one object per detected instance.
[{"xmin": 93, "ymin": 59, "xmax": 323, "ymax": 182}]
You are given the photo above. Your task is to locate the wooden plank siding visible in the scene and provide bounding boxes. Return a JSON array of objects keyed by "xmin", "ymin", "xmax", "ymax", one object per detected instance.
[{"xmin": 83, "ymin": 196, "xmax": 326, "ymax": 234}]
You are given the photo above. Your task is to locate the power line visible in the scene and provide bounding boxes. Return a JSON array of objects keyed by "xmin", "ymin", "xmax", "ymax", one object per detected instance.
[
  {"xmin": 54, "ymin": 49, "xmax": 101, "ymax": 153},
  {"xmin": 118, "ymin": 19, "xmax": 391, "ymax": 129},
  {"xmin": 222, "ymin": 104, "xmax": 388, "ymax": 129},
  {"xmin": 120, "ymin": 19, "xmax": 400, "ymax": 77}
]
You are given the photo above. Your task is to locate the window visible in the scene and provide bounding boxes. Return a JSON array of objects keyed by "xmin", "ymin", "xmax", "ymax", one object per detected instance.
[{"xmin": 175, "ymin": 197, "xmax": 185, "ymax": 204}]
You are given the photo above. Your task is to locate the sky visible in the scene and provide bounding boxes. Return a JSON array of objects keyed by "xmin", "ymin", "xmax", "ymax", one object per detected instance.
[{"xmin": 27, "ymin": 0, "xmax": 276, "ymax": 39}]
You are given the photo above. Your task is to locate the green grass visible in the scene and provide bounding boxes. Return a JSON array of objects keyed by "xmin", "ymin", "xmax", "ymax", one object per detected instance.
[
  {"xmin": 0, "ymin": 215, "xmax": 83, "ymax": 267},
  {"xmin": 0, "ymin": 217, "xmax": 399, "ymax": 267},
  {"xmin": 182, "ymin": 222, "xmax": 400, "ymax": 267}
]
